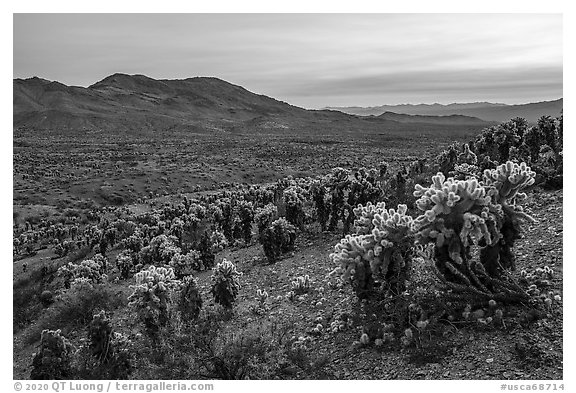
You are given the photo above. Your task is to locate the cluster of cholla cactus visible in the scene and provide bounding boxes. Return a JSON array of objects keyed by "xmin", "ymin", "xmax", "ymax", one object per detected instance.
[
  {"xmin": 413, "ymin": 161, "xmax": 536, "ymax": 301},
  {"xmin": 138, "ymin": 234, "xmax": 181, "ymax": 266},
  {"xmin": 259, "ymin": 218, "xmax": 297, "ymax": 263},
  {"xmin": 330, "ymin": 202, "xmax": 414, "ymax": 298},
  {"xmin": 128, "ymin": 266, "xmax": 181, "ymax": 339},
  {"xmin": 169, "ymin": 250, "xmax": 202, "ymax": 278},
  {"xmin": 57, "ymin": 256, "xmax": 107, "ymax": 289},
  {"xmin": 177, "ymin": 275, "xmax": 203, "ymax": 321},
  {"xmin": 210, "ymin": 259, "xmax": 242, "ymax": 309},
  {"xmin": 30, "ymin": 329, "xmax": 75, "ymax": 379}
]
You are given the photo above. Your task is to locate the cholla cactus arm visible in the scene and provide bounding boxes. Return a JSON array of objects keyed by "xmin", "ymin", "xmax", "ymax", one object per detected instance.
[{"xmin": 483, "ymin": 161, "xmax": 536, "ymax": 207}]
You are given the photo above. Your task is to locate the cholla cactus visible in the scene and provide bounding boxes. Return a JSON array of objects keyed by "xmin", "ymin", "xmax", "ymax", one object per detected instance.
[
  {"xmin": 255, "ymin": 289, "xmax": 269, "ymax": 304},
  {"xmin": 88, "ymin": 310, "xmax": 113, "ymax": 362},
  {"xmin": 255, "ymin": 204, "xmax": 278, "ymax": 234},
  {"xmin": 128, "ymin": 266, "xmax": 181, "ymax": 338},
  {"xmin": 57, "ymin": 258, "xmax": 107, "ymax": 289},
  {"xmin": 259, "ymin": 218, "xmax": 297, "ymax": 263},
  {"xmin": 291, "ymin": 275, "xmax": 311, "ymax": 295},
  {"xmin": 169, "ymin": 250, "xmax": 202, "ymax": 278},
  {"xmin": 413, "ymin": 162, "xmax": 535, "ymax": 301},
  {"xmin": 483, "ymin": 161, "xmax": 536, "ymax": 204},
  {"xmin": 458, "ymin": 144, "xmax": 478, "ymax": 165},
  {"xmin": 237, "ymin": 200, "xmax": 255, "ymax": 245},
  {"xmin": 178, "ymin": 275, "xmax": 203, "ymax": 321},
  {"xmin": 330, "ymin": 203, "xmax": 414, "ymax": 298},
  {"xmin": 116, "ymin": 249, "xmax": 136, "ymax": 279},
  {"xmin": 210, "ymin": 259, "xmax": 242, "ymax": 309},
  {"xmin": 283, "ymin": 186, "xmax": 308, "ymax": 230},
  {"xmin": 30, "ymin": 329, "xmax": 75, "ymax": 380},
  {"xmin": 353, "ymin": 202, "xmax": 387, "ymax": 234}
]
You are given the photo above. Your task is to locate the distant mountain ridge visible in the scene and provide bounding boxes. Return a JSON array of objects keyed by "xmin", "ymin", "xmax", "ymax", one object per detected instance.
[
  {"xmin": 325, "ymin": 99, "xmax": 563, "ymax": 124},
  {"xmin": 372, "ymin": 111, "xmax": 493, "ymax": 126},
  {"xmin": 14, "ymin": 73, "xmax": 311, "ymax": 132},
  {"xmin": 14, "ymin": 74, "xmax": 553, "ymax": 135}
]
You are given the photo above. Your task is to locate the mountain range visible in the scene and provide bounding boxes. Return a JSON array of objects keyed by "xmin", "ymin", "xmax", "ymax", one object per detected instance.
[
  {"xmin": 13, "ymin": 74, "xmax": 561, "ymax": 134},
  {"xmin": 325, "ymin": 99, "xmax": 563, "ymax": 124}
]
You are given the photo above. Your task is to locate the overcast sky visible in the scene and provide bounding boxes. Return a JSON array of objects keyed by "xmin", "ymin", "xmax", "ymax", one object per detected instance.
[{"xmin": 13, "ymin": 13, "xmax": 562, "ymax": 109}]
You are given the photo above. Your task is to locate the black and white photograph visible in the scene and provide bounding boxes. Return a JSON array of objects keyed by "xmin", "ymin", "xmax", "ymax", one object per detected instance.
[{"xmin": 10, "ymin": 7, "xmax": 567, "ymax": 387}]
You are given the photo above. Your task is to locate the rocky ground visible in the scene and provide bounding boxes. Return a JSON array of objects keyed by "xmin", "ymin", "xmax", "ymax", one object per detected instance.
[{"xmin": 13, "ymin": 189, "xmax": 563, "ymax": 380}]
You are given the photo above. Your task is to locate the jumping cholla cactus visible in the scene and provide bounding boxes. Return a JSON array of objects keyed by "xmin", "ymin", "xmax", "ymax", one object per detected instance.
[
  {"xmin": 413, "ymin": 161, "xmax": 535, "ymax": 300},
  {"xmin": 128, "ymin": 266, "xmax": 181, "ymax": 338},
  {"xmin": 330, "ymin": 202, "xmax": 414, "ymax": 298},
  {"xmin": 30, "ymin": 329, "xmax": 75, "ymax": 380},
  {"xmin": 291, "ymin": 275, "xmax": 311, "ymax": 295},
  {"xmin": 115, "ymin": 249, "xmax": 136, "ymax": 279},
  {"xmin": 88, "ymin": 310, "xmax": 113, "ymax": 362},
  {"xmin": 452, "ymin": 144, "xmax": 481, "ymax": 179},
  {"xmin": 178, "ymin": 275, "xmax": 203, "ymax": 321},
  {"xmin": 210, "ymin": 259, "xmax": 242, "ymax": 309},
  {"xmin": 283, "ymin": 186, "xmax": 308, "ymax": 230},
  {"xmin": 259, "ymin": 217, "xmax": 297, "ymax": 263},
  {"xmin": 169, "ymin": 250, "xmax": 202, "ymax": 278}
]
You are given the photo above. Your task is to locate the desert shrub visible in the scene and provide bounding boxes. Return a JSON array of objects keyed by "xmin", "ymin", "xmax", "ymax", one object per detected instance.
[
  {"xmin": 30, "ymin": 329, "xmax": 75, "ymax": 380},
  {"xmin": 72, "ymin": 310, "xmax": 134, "ymax": 379},
  {"xmin": 134, "ymin": 308, "xmax": 325, "ymax": 380},
  {"xmin": 259, "ymin": 218, "xmax": 297, "ymax": 263},
  {"xmin": 39, "ymin": 290, "xmax": 54, "ymax": 307},
  {"xmin": 23, "ymin": 283, "xmax": 125, "ymax": 345},
  {"xmin": 210, "ymin": 259, "xmax": 242, "ymax": 310}
]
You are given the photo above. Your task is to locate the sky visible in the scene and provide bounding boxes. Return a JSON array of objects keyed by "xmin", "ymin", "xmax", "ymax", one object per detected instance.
[{"xmin": 13, "ymin": 13, "xmax": 562, "ymax": 109}]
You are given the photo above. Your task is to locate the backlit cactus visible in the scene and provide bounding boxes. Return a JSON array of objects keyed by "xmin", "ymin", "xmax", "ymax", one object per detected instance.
[
  {"xmin": 30, "ymin": 329, "xmax": 75, "ymax": 380},
  {"xmin": 128, "ymin": 265, "xmax": 181, "ymax": 338},
  {"xmin": 413, "ymin": 162, "xmax": 535, "ymax": 301},
  {"xmin": 210, "ymin": 258, "xmax": 242, "ymax": 309},
  {"xmin": 259, "ymin": 217, "xmax": 297, "ymax": 263},
  {"xmin": 330, "ymin": 202, "xmax": 414, "ymax": 298},
  {"xmin": 169, "ymin": 250, "xmax": 202, "ymax": 278},
  {"xmin": 178, "ymin": 275, "xmax": 203, "ymax": 321},
  {"xmin": 291, "ymin": 274, "xmax": 311, "ymax": 295}
]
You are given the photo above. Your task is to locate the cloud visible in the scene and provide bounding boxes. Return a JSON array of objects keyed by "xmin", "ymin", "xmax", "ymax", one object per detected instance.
[{"xmin": 13, "ymin": 13, "xmax": 562, "ymax": 107}]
